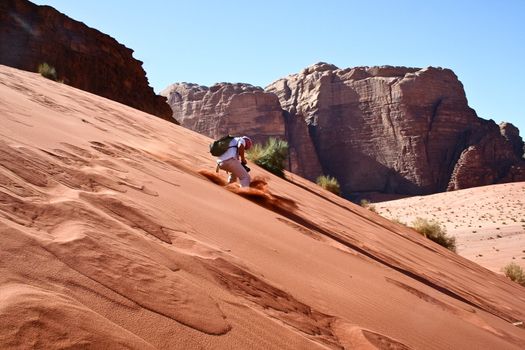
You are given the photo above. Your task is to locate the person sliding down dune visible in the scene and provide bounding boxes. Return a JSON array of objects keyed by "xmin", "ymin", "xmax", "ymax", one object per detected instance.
[{"xmin": 213, "ymin": 135, "xmax": 253, "ymax": 187}]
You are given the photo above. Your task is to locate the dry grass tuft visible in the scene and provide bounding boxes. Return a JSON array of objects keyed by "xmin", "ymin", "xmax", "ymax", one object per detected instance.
[
  {"xmin": 316, "ymin": 175, "xmax": 341, "ymax": 196},
  {"xmin": 38, "ymin": 62, "xmax": 57, "ymax": 81},
  {"xmin": 502, "ymin": 262, "xmax": 525, "ymax": 286},
  {"xmin": 411, "ymin": 217, "xmax": 456, "ymax": 252}
]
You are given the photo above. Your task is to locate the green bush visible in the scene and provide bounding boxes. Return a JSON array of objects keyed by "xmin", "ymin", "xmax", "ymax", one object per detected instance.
[
  {"xmin": 316, "ymin": 175, "xmax": 341, "ymax": 196},
  {"xmin": 246, "ymin": 143, "xmax": 265, "ymax": 162},
  {"xmin": 38, "ymin": 63, "xmax": 57, "ymax": 81},
  {"xmin": 411, "ymin": 217, "xmax": 456, "ymax": 252},
  {"xmin": 502, "ymin": 262, "xmax": 525, "ymax": 286},
  {"xmin": 359, "ymin": 199, "xmax": 377, "ymax": 213},
  {"xmin": 247, "ymin": 138, "xmax": 288, "ymax": 177},
  {"xmin": 360, "ymin": 199, "xmax": 371, "ymax": 207}
]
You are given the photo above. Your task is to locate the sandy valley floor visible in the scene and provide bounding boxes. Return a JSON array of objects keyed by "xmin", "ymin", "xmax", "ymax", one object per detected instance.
[{"xmin": 375, "ymin": 182, "xmax": 525, "ymax": 273}]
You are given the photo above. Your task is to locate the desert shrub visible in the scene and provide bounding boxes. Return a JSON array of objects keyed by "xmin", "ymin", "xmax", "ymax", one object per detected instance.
[
  {"xmin": 502, "ymin": 262, "xmax": 525, "ymax": 286},
  {"xmin": 411, "ymin": 217, "xmax": 456, "ymax": 252},
  {"xmin": 246, "ymin": 143, "xmax": 264, "ymax": 162},
  {"xmin": 316, "ymin": 175, "xmax": 341, "ymax": 196},
  {"xmin": 390, "ymin": 218, "xmax": 407, "ymax": 226},
  {"xmin": 38, "ymin": 62, "xmax": 57, "ymax": 81},
  {"xmin": 360, "ymin": 199, "xmax": 371, "ymax": 206},
  {"xmin": 360, "ymin": 199, "xmax": 377, "ymax": 213},
  {"xmin": 247, "ymin": 138, "xmax": 288, "ymax": 177}
]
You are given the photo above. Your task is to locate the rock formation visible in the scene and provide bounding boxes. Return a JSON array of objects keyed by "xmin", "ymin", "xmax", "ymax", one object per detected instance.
[
  {"xmin": 0, "ymin": 0, "xmax": 173, "ymax": 121},
  {"xmin": 267, "ymin": 63, "xmax": 525, "ymax": 196},
  {"xmin": 164, "ymin": 63, "xmax": 525, "ymax": 197},
  {"xmin": 447, "ymin": 120, "xmax": 522, "ymax": 190},
  {"xmin": 160, "ymin": 82, "xmax": 285, "ymax": 146},
  {"xmin": 500, "ymin": 122, "xmax": 525, "ymax": 159}
]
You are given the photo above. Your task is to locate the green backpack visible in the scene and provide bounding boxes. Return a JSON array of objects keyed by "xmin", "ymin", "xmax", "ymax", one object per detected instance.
[{"xmin": 209, "ymin": 135, "xmax": 236, "ymax": 156}]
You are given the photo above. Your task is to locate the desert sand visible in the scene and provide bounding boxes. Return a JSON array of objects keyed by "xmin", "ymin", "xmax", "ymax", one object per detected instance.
[
  {"xmin": 375, "ymin": 183, "xmax": 525, "ymax": 273},
  {"xmin": 1, "ymin": 64, "xmax": 525, "ymax": 349}
]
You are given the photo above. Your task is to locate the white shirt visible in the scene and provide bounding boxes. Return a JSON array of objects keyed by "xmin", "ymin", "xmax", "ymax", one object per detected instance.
[{"xmin": 217, "ymin": 137, "xmax": 246, "ymax": 162}]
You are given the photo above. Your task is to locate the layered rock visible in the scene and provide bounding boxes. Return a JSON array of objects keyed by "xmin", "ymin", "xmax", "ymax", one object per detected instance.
[
  {"xmin": 500, "ymin": 122, "xmax": 525, "ymax": 159},
  {"xmin": 447, "ymin": 121, "xmax": 518, "ymax": 190},
  {"xmin": 163, "ymin": 62, "xmax": 525, "ymax": 197},
  {"xmin": 267, "ymin": 63, "xmax": 525, "ymax": 195},
  {"xmin": 160, "ymin": 82, "xmax": 285, "ymax": 145},
  {"xmin": 0, "ymin": 0, "xmax": 173, "ymax": 121},
  {"xmin": 448, "ymin": 121, "xmax": 525, "ymax": 190}
]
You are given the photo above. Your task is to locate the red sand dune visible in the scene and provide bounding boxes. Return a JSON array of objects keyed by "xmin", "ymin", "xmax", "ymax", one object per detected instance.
[{"xmin": 0, "ymin": 64, "xmax": 524, "ymax": 349}]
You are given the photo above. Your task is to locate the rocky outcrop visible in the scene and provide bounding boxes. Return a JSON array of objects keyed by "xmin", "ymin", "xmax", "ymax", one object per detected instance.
[
  {"xmin": 163, "ymin": 62, "xmax": 525, "ymax": 197},
  {"xmin": 160, "ymin": 82, "xmax": 285, "ymax": 145},
  {"xmin": 448, "ymin": 121, "xmax": 525, "ymax": 190},
  {"xmin": 500, "ymin": 122, "xmax": 525, "ymax": 159},
  {"xmin": 0, "ymin": 0, "xmax": 173, "ymax": 121},
  {"xmin": 267, "ymin": 63, "xmax": 525, "ymax": 196},
  {"xmin": 447, "ymin": 120, "xmax": 523, "ymax": 190}
]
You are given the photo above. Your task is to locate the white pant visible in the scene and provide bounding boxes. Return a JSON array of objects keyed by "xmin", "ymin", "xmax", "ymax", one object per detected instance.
[{"xmin": 218, "ymin": 158, "xmax": 251, "ymax": 187}]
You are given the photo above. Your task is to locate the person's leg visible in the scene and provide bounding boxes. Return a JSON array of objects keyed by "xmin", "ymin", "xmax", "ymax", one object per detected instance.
[
  {"xmin": 219, "ymin": 159, "xmax": 235, "ymax": 182},
  {"xmin": 237, "ymin": 165, "xmax": 251, "ymax": 187},
  {"xmin": 219, "ymin": 159, "xmax": 239, "ymax": 184},
  {"xmin": 219, "ymin": 159, "xmax": 250, "ymax": 187},
  {"xmin": 227, "ymin": 172, "xmax": 237, "ymax": 184}
]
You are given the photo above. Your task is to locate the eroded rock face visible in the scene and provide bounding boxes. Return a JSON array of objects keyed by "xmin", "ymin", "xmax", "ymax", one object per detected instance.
[
  {"xmin": 267, "ymin": 63, "xmax": 525, "ymax": 195},
  {"xmin": 448, "ymin": 121, "xmax": 525, "ymax": 190},
  {"xmin": 0, "ymin": 0, "xmax": 173, "ymax": 121},
  {"xmin": 161, "ymin": 82, "xmax": 285, "ymax": 145},
  {"xmin": 500, "ymin": 122, "xmax": 525, "ymax": 159},
  {"xmin": 163, "ymin": 62, "xmax": 525, "ymax": 197}
]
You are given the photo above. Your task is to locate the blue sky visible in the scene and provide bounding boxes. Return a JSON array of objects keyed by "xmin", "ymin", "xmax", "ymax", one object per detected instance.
[{"xmin": 33, "ymin": 0, "xmax": 525, "ymax": 134}]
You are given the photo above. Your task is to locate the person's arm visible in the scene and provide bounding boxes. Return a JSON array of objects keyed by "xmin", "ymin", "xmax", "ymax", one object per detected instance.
[{"xmin": 238, "ymin": 144, "xmax": 247, "ymax": 164}]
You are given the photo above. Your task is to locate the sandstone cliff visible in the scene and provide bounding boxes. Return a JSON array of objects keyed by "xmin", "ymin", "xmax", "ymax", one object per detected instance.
[
  {"xmin": 500, "ymin": 122, "xmax": 525, "ymax": 159},
  {"xmin": 160, "ymin": 82, "xmax": 285, "ymax": 146},
  {"xmin": 163, "ymin": 63, "xmax": 525, "ymax": 197},
  {"xmin": 0, "ymin": 0, "xmax": 173, "ymax": 121},
  {"xmin": 266, "ymin": 63, "xmax": 525, "ymax": 196},
  {"xmin": 447, "ymin": 120, "xmax": 523, "ymax": 190}
]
